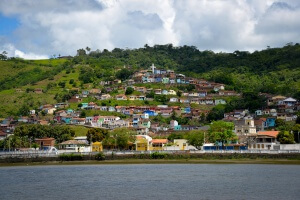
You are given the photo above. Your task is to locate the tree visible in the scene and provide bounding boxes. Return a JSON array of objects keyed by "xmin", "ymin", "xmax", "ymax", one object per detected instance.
[
  {"xmin": 116, "ymin": 68, "xmax": 131, "ymax": 81},
  {"xmin": 69, "ymin": 79, "xmax": 74, "ymax": 84},
  {"xmin": 125, "ymin": 87, "xmax": 134, "ymax": 95},
  {"xmin": 0, "ymin": 51, "xmax": 8, "ymax": 60},
  {"xmin": 292, "ymin": 124, "xmax": 300, "ymax": 143},
  {"xmin": 78, "ymin": 66, "xmax": 95, "ymax": 83},
  {"xmin": 80, "ymin": 110, "xmax": 86, "ymax": 118},
  {"xmin": 86, "ymin": 46, "xmax": 91, "ymax": 53},
  {"xmin": 146, "ymin": 90, "xmax": 155, "ymax": 98},
  {"xmin": 184, "ymin": 130, "xmax": 205, "ymax": 149},
  {"xmin": 76, "ymin": 48, "xmax": 86, "ymax": 56},
  {"xmin": 177, "ymin": 90, "xmax": 182, "ymax": 97},
  {"xmin": 154, "ymin": 95, "xmax": 169, "ymax": 104},
  {"xmin": 277, "ymin": 131, "xmax": 294, "ymax": 144},
  {"xmin": 110, "ymin": 128, "xmax": 136, "ymax": 150},
  {"xmin": 18, "ymin": 104, "xmax": 30, "ymax": 116},
  {"xmin": 86, "ymin": 128, "xmax": 109, "ymax": 144},
  {"xmin": 168, "ymin": 133, "xmax": 184, "ymax": 141},
  {"xmin": 58, "ymin": 81, "xmax": 66, "ymax": 88},
  {"xmin": 13, "ymin": 124, "xmax": 75, "ymax": 143},
  {"xmin": 208, "ymin": 121, "xmax": 235, "ymax": 149},
  {"xmin": 206, "ymin": 105, "xmax": 225, "ymax": 122}
]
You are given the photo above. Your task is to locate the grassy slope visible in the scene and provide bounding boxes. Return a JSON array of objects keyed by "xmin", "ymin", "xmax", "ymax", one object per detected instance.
[
  {"xmin": 0, "ymin": 59, "xmax": 76, "ymax": 117},
  {"xmin": 0, "ymin": 57, "xmax": 215, "ymax": 118}
]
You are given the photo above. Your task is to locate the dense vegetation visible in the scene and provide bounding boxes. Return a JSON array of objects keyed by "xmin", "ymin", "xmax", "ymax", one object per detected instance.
[
  {"xmin": 77, "ymin": 43, "xmax": 300, "ymax": 98},
  {"xmin": 0, "ymin": 44, "xmax": 299, "ymax": 119}
]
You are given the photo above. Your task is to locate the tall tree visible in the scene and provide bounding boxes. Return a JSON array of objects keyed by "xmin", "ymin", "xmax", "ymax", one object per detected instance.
[
  {"xmin": 277, "ymin": 131, "xmax": 294, "ymax": 144},
  {"xmin": 110, "ymin": 128, "xmax": 136, "ymax": 150},
  {"xmin": 184, "ymin": 130, "xmax": 205, "ymax": 149},
  {"xmin": 86, "ymin": 128, "xmax": 109, "ymax": 144},
  {"xmin": 208, "ymin": 121, "xmax": 236, "ymax": 149}
]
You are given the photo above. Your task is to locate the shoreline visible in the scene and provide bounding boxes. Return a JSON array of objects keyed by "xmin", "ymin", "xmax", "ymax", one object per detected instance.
[{"xmin": 1, "ymin": 159, "xmax": 300, "ymax": 167}]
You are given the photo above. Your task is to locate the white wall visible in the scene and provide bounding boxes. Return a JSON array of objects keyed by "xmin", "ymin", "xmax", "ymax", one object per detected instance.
[{"xmin": 279, "ymin": 144, "xmax": 300, "ymax": 150}]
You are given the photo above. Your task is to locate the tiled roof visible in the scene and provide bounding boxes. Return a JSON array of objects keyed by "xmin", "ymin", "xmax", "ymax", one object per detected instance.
[
  {"xmin": 59, "ymin": 140, "xmax": 87, "ymax": 145},
  {"xmin": 151, "ymin": 139, "xmax": 168, "ymax": 144},
  {"xmin": 257, "ymin": 131, "xmax": 279, "ymax": 138}
]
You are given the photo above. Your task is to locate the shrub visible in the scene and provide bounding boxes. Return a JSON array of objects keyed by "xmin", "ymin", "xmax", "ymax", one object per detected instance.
[
  {"xmin": 59, "ymin": 153, "xmax": 83, "ymax": 161},
  {"xmin": 150, "ymin": 152, "xmax": 168, "ymax": 159},
  {"xmin": 95, "ymin": 152, "xmax": 106, "ymax": 161}
]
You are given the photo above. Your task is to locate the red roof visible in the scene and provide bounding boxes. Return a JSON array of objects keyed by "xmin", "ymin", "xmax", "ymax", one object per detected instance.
[
  {"xmin": 151, "ymin": 139, "xmax": 168, "ymax": 144},
  {"xmin": 35, "ymin": 137, "xmax": 55, "ymax": 141},
  {"xmin": 257, "ymin": 131, "xmax": 279, "ymax": 138}
]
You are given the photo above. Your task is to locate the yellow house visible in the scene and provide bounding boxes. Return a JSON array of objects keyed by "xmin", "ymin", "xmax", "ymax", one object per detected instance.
[
  {"xmin": 92, "ymin": 142, "xmax": 103, "ymax": 152},
  {"xmin": 129, "ymin": 95, "xmax": 137, "ymax": 100},
  {"xmin": 136, "ymin": 137, "xmax": 148, "ymax": 151},
  {"xmin": 168, "ymin": 90, "xmax": 177, "ymax": 95},
  {"xmin": 150, "ymin": 139, "xmax": 168, "ymax": 151},
  {"xmin": 174, "ymin": 139, "xmax": 188, "ymax": 150}
]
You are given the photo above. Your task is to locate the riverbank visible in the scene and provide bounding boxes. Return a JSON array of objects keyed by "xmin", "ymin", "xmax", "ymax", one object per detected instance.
[
  {"xmin": 1, "ymin": 158, "xmax": 300, "ymax": 167},
  {"xmin": 1, "ymin": 152, "xmax": 300, "ymax": 166}
]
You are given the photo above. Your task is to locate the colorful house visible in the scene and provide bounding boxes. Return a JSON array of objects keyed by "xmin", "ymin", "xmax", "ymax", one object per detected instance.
[
  {"xmin": 35, "ymin": 137, "xmax": 55, "ymax": 150},
  {"xmin": 150, "ymin": 139, "xmax": 168, "ymax": 150},
  {"xmin": 266, "ymin": 117, "xmax": 276, "ymax": 127},
  {"xmin": 162, "ymin": 77, "xmax": 169, "ymax": 84},
  {"xmin": 135, "ymin": 135, "xmax": 152, "ymax": 151},
  {"xmin": 92, "ymin": 142, "xmax": 103, "ymax": 152},
  {"xmin": 143, "ymin": 110, "xmax": 157, "ymax": 116}
]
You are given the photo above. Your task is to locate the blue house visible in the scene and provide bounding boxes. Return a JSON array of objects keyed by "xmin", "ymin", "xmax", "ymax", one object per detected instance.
[
  {"xmin": 81, "ymin": 103, "xmax": 88, "ymax": 109},
  {"xmin": 67, "ymin": 109, "xmax": 74, "ymax": 114},
  {"xmin": 155, "ymin": 77, "xmax": 162, "ymax": 83},
  {"xmin": 266, "ymin": 117, "xmax": 276, "ymax": 127},
  {"xmin": 142, "ymin": 76, "xmax": 148, "ymax": 83},
  {"xmin": 62, "ymin": 116, "xmax": 72, "ymax": 124},
  {"xmin": 143, "ymin": 110, "xmax": 157, "ymax": 116},
  {"xmin": 162, "ymin": 90, "xmax": 168, "ymax": 95},
  {"xmin": 182, "ymin": 107, "xmax": 191, "ymax": 114},
  {"xmin": 82, "ymin": 90, "xmax": 89, "ymax": 97},
  {"xmin": 174, "ymin": 125, "xmax": 182, "ymax": 131},
  {"xmin": 176, "ymin": 79, "xmax": 181, "ymax": 84}
]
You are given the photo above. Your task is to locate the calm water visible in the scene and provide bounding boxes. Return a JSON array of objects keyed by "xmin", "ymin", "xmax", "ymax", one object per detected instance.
[{"xmin": 0, "ymin": 164, "xmax": 300, "ymax": 200}]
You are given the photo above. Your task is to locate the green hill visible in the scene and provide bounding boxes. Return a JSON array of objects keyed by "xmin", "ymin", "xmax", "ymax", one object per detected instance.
[{"xmin": 0, "ymin": 44, "xmax": 299, "ymax": 118}]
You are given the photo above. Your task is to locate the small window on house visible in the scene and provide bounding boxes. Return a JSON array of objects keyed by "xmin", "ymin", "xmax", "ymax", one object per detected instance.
[{"xmin": 257, "ymin": 144, "xmax": 260, "ymax": 149}]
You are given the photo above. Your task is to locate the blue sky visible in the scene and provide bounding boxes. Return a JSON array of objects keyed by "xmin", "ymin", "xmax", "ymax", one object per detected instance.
[
  {"xmin": 0, "ymin": 14, "xmax": 19, "ymax": 35},
  {"xmin": 0, "ymin": 0, "xmax": 300, "ymax": 59}
]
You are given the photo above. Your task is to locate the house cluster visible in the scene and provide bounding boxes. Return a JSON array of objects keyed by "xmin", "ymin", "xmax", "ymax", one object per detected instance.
[
  {"xmin": 225, "ymin": 95, "xmax": 299, "ymax": 123},
  {"xmin": 64, "ymin": 64, "xmax": 238, "ymax": 107},
  {"xmin": 222, "ymin": 95, "xmax": 299, "ymax": 150},
  {"xmin": 33, "ymin": 135, "xmax": 196, "ymax": 153},
  {"xmin": 53, "ymin": 104, "xmax": 207, "ymax": 134}
]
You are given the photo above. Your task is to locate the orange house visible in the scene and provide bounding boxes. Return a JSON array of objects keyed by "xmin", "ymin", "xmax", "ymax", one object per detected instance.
[{"xmin": 35, "ymin": 137, "xmax": 55, "ymax": 149}]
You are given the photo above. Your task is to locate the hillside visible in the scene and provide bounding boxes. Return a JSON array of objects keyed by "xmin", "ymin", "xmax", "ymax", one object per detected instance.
[
  {"xmin": 83, "ymin": 43, "xmax": 300, "ymax": 96},
  {"xmin": 0, "ymin": 44, "xmax": 299, "ymax": 118}
]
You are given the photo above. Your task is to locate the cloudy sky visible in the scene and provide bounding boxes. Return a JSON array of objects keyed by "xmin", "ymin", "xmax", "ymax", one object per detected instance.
[{"xmin": 0, "ymin": 0, "xmax": 299, "ymax": 59}]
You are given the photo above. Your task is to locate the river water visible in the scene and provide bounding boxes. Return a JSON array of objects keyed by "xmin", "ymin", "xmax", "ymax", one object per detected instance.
[{"xmin": 0, "ymin": 164, "xmax": 299, "ymax": 200}]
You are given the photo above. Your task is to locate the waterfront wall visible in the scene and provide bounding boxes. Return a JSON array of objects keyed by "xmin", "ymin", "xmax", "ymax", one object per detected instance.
[{"xmin": 0, "ymin": 152, "xmax": 300, "ymax": 163}]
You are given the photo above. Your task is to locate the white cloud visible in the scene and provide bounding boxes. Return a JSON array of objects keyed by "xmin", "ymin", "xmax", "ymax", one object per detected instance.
[
  {"xmin": 0, "ymin": 0, "xmax": 300, "ymax": 57},
  {"xmin": 1, "ymin": 43, "xmax": 48, "ymax": 59}
]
